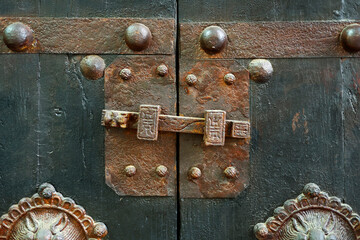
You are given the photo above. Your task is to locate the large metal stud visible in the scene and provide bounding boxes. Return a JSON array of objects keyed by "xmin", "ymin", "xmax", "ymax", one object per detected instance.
[
  {"xmin": 80, "ymin": 55, "xmax": 106, "ymax": 80},
  {"xmin": 248, "ymin": 59, "xmax": 273, "ymax": 84},
  {"xmin": 125, "ymin": 23, "xmax": 152, "ymax": 51},
  {"xmin": 3, "ymin": 22, "xmax": 35, "ymax": 52},
  {"xmin": 200, "ymin": 26, "xmax": 227, "ymax": 54},
  {"xmin": 340, "ymin": 24, "xmax": 360, "ymax": 52}
]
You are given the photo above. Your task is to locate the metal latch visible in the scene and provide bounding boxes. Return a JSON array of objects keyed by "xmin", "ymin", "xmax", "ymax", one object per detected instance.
[{"xmin": 102, "ymin": 105, "xmax": 250, "ymax": 146}]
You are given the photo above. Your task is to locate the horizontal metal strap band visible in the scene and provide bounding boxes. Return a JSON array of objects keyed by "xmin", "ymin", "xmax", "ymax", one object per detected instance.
[
  {"xmin": 0, "ymin": 17, "xmax": 175, "ymax": 54},
  {"xmin": 101, "ymin": 110, "xmax": 250, "ymax": 139},
  {"xmin": 181, "ymin": 21, "xmax": 360, "ymax": 59}
]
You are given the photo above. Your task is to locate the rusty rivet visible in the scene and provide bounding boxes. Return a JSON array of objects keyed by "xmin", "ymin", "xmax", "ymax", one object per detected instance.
[
  {"xmin": 80, "ymin": 55, "xmax": 105, "ymax": 80},
  {"xmin": 93, "ymin": 222, "xmax": 108, "ymax": 238},
  {"xmin": 156, "ymin": 165, "xmax": 168, "ymax": 177},
  {"xmin": 303, "ymin": 183, "xmax": 321, "ymax": 198},
  {"xmin": 224, "ymin": 166, "xmax": 238, "ymax": 179},
  {"xmin": 38, "ymin": 183, "xmax": 56, "ymax": 199},
  {"xmin": 188, "ymin": 167, "xmax": 202, "ymax": 179},
  {"xmin": 340, "ymin": 24, "xmax": 360, "ymax": 52},
  {"xmin": 185, "ymin": 74, "xmax": 197, "ymax": 86},
  {"xmin": 125, "ymin": 23, "xmax": 152, "ymax": 51},
  {"xmin": 156, "ymin": 64, "xmax": 168, "ymax": 77},
  {"xmin": 124, "ymin": 165, "xmax": 136, "ymax": 177},
  {"xmin": 224, "ymin": 73, "xmax": 236, "ymax": 85},
  {"xmin": 3, "ymin": 22, "xmax": 34, "ymax": 52},
  {"xmin": 200, "ymin": 26, "xmax": 227, "ymax": 54},
  {"xmin": 248, "ymin": 59, "xmax": 273, "ymax": 84},
  {"xmin": 119, "ymin": 68, "xmax": 132, "ymax": 80}
]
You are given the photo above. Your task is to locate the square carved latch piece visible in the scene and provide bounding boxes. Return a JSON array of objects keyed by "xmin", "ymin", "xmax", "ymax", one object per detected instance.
[
  {"xmin": 204, "ymin": 110, "xmax": 226, "ymax": 146},
  {"xmin": 137, "ymin": 105, "xmax": 161, "ymax": 141}
]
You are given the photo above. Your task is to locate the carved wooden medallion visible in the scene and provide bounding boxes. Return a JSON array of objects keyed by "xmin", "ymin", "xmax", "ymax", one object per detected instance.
[
  {"xmin": 254, "ymin": 183, "xmax": 360, "ymax": 240},
  {"xmin": 0, "ymin": 183, "xmax": 107, "ymax": 240}
]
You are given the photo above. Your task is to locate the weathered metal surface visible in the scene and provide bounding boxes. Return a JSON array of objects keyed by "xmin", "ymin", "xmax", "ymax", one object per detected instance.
[
  {"xmin": 0, "ymin": 17, "xmax": 175, "ymax": 54},
  {"xmin": 248, "ymin": 59, "xmax": 274, "ymax": 84},
  {"xmin": 80, "ymin": 55, "xmax": 106, "ymax": 80},
  {"xmin": 180, "ymin": 21, "xmax": 360, "ymax": 59},
  {"xmin": 340, "ymin": 24, "xmax": 360, "ymax": 52},
  {"xmin": 2, "ymin": 22, "xmax": 35, "ymax": 52},
  {"xmin": 179, "ymin": 60, "xmax": 250, "ymax": 198},
  {"xmin": 101, "ymin": 109, "xmax": 250, "ymax": 139},
  {"xmin": 104, "ymin": 55, "xmax": 176, "ymax": 196},
  {"xmin": 0, "ymin": 183, "xmax": 108, "ymax": 240},
  {"xmin": 254, "ymin": 183, "xmax": 360, "ymax": 240}
]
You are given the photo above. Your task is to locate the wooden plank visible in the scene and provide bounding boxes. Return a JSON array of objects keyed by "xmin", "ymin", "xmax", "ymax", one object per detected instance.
[
  {"xmin": 179, "ymin": 0, "xmax": 344, "ymax": 22},
  {"xmin": 180, "ymin": 58, "xmax": 345, "ymax": 239},
  {"xmin": 0, "ymin": 54, "xmax": 39, "ymax": 210},
  {"xmin": 342, "ymin": 58, "xmax": 360, "ymax": 215}
]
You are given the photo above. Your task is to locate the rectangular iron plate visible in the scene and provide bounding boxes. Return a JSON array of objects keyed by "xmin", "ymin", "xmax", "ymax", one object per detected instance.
[
  {"xmin": 181, "ymin": 21, "xmax": 360, "ymax": 59},
  {"xmin": 104, "ymin": 56, "xmax": 176, "ymax": 196},
  {"xmin": 0, "ymin": 17, "xmax": 175, "ymax": 54},
  {"xmin": 179, "ymin": 60, "xmax": 250, "ymax": 198}
]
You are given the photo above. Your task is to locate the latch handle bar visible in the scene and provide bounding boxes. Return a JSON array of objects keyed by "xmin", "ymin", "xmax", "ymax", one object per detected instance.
[{"xmin": 101, "ymin": 105, "xmax": 250, "ymax": 146}]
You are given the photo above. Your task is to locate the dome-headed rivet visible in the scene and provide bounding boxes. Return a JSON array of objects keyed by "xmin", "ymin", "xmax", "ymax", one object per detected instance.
[
  {"xmin": 156, "ymin": 64, "xmax": 168, "ymax": 77},
  {"xmin": 156, "ymin": 165, "xmax": 168, "ymax": 177},
  {"xmin": 3, "ymin": 22, "xmax": 34, "ymax": 52},
  {"xmin": 119, "ymin": 68, "xmax": 132, "ymax": 80},
  {"xmin": 125, "ymin": 23, "xmax": 152, "ymax": 51},
  {"xmin": 224, "ymin": 166, "xmax": 238, "ymax": 179},
  {"xmin": 185, "ymin": 74, "xmax": 197, "ymax": 86},
  {"xmin": 303, "ymin": 183, "xmax": 321, "ymax": 197},
  {"xmin": 124, "ymin": 165, "xmax": 136, "ymax": 177},
  {"xmin": 200, "ymin": 26, "xmax": 227, "ymax": 54},
  {"xmin": 38, "ymin": 183, "xmax": 56, "ymax": 199},
  {"xmin": 188, "ymin": 167, "xmax": 202, "ymax": 179},
  {"xmin": 224, "ymin": 73, "xmax": 236, "ymax": 85},
  {"xmin": 80, "ymin": 55, "xmax": 105, "ymax": 80},
  {"xmin": 248, "ymin": 59, "xmax": 273, "ymax": 84},
  {"xmin": 340, "ymin": 24, "xmax": 360, "ymax": 52},
  {"xmin": 93, "ymin": 222, "xmax": 108, "ymax": 238}
]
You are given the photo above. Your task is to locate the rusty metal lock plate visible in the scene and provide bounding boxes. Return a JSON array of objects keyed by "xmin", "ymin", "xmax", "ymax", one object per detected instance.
[
  {"xmin": 104, "ymin": 55, "xmax": 176, "ymax": 196},
  {"xmin": 179, "ymin": 59, "xmax": 250, "ymax": 198}
]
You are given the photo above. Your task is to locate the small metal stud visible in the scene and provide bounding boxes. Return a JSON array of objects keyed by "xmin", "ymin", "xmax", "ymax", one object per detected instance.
[
  {"xmin": 3, "ymin": 22, "xmax": 35, "ymax": 52},
  {"xmin": 248, "ymin": 59, "xmax": 273, "ymax": 84},
  {"xmin": 340, "ymin": 24, "xmax": 360, "ymax": 52},
  {"xmin": 303, "ymin": 183, "xmax": 321, "ymax": 197},
  {"xmin": 38, "ymin": 183, "xmax": 56, "ymax": 199},
  {"xmin": 200, "ymin": 26, "xmax": 227, "ymax": 54},
  {"xmin": 124, "ymin": 165, "xmax": 136, "ymax": 177},
  {"xmin": 224, "ymin": 73, "xmax": 236, "ymax": 85},
  {"xmin": 93, "ymin": 222, "xmax": 108, "ymax": 238},
  {"xmin": 80, "ymin": 55, "xmax": 106, "ymax": 80},
  {"xmin": 119, "ymin": 68, "xmax": 132, "ymax": 80},
  {"xmin": 156, "ymin": 165, "xmax": 168, "ymax": 177},
  {"xmin": 224, "ymin": 166, "xmax": 238, "ymax": 179},
  {"xmin": 185, "ymin": 74, "xmax": 197, "ymax": 86},
  {"xmin": 188, "ymin": 167, "xmax": 202, "ymax": 179},
  {"xmin": 156, "ymin": 64, "xmax": 168, "ymax": 77},
  {"xmin": 125, "ymin": 23, "xmax": 152, "ymax": 51}
]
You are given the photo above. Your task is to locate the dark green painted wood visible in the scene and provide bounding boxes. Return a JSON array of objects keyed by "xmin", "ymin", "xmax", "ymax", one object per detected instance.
[
  {"xmin": 179, "ymin": 0, "xmax": 360, "ymax": 22},
  {"xmin": 0, "ymin": 54, "xmax": 39, "ymax": 205},
  {"xmin": 342, "ymin": 58, "xmax": 360, "ymax": 209},
  {"xmin": 0, "ymin": 1, "xmax": 177, "ymax": 240}
]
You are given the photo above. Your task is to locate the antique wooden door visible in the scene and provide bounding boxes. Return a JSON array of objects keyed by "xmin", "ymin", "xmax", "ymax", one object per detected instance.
[{"xmin": 0, "ymin": 0, "xmax": 360, "ymax": 240}]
